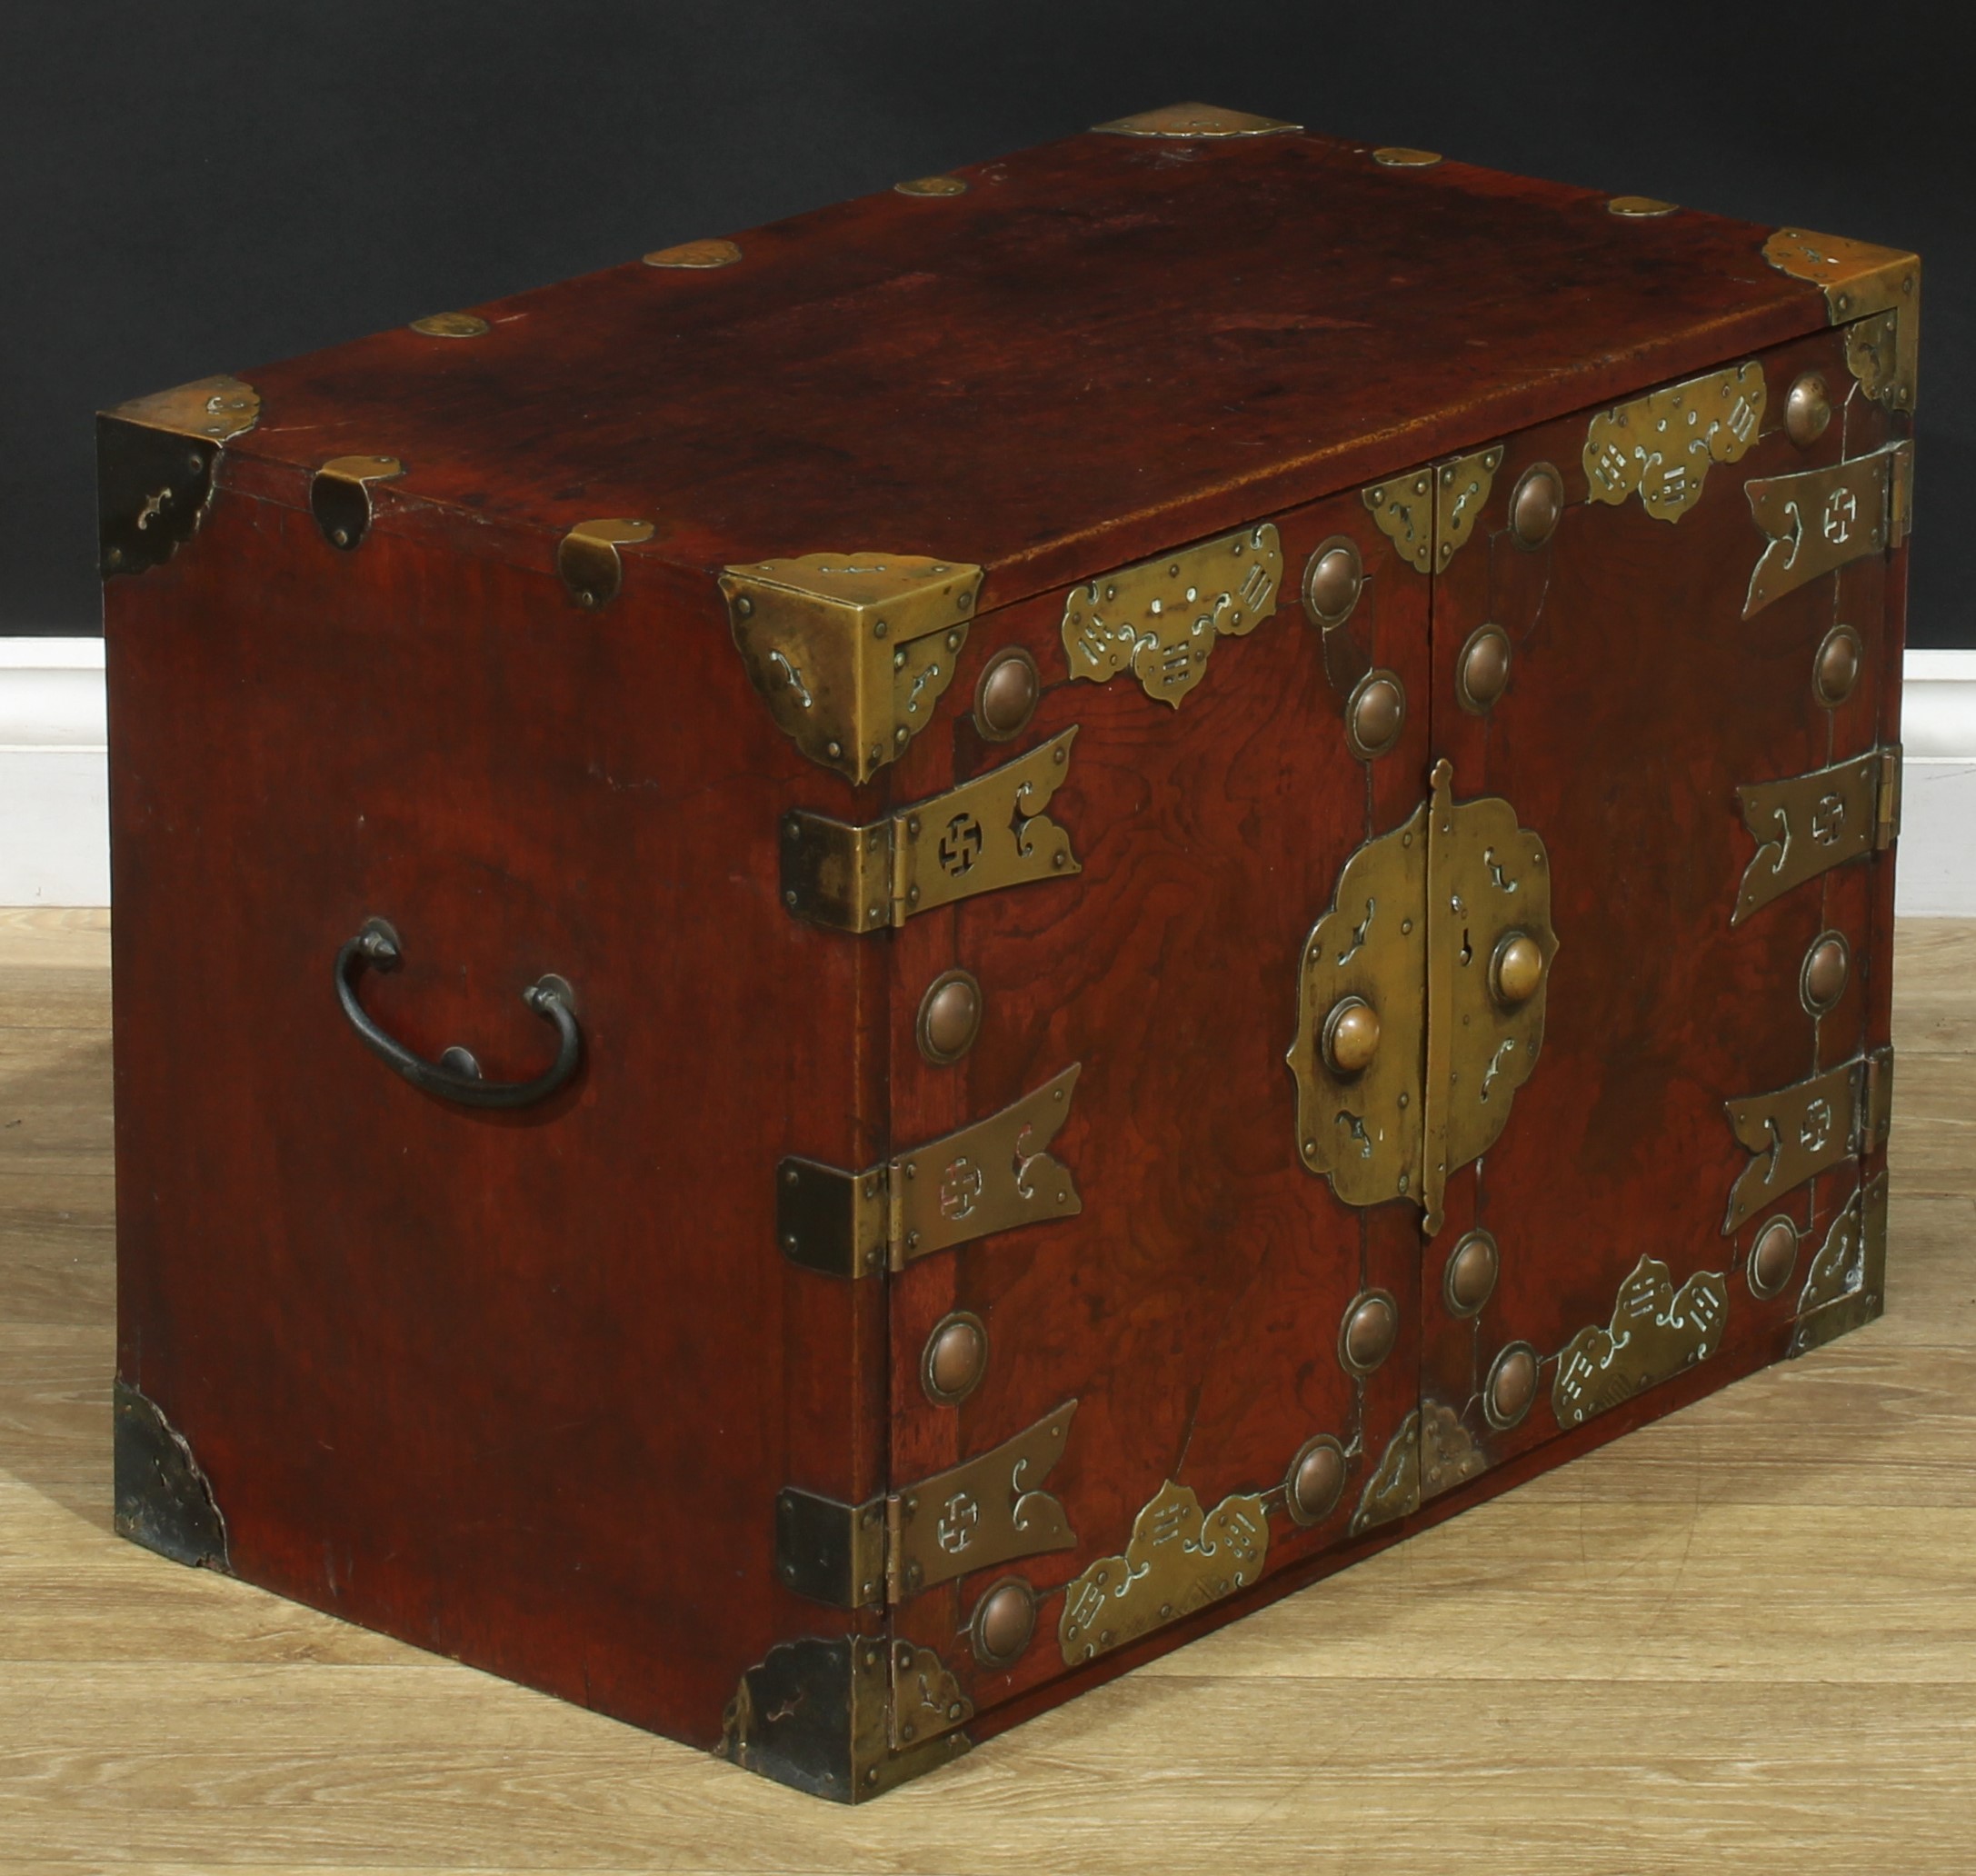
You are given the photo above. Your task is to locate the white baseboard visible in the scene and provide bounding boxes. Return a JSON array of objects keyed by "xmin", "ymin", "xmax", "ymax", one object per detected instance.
[{"xmin": 3, "ymin": 639, "xmax": 1972, "ymax": 913}]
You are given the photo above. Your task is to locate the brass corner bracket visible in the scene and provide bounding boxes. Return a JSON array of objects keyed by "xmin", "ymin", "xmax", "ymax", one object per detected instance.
[
  {"xmin": 98, "ymin": 374, "xmax": 260, "ymax": 579},
  {"xmin": 1093, "ymin": 103, "xmax": 1301, "ymax": 138},
  {"xmin": 312, "ymin": 455, "xmax": 404, "ymax": 551},
  {"xmin": 722, "ymin": 554, "xmax": 983, "ymax": 783},
  {"xmin": 560, "ymin": 518, "xmax": 655, "ymax": 610},
  {"xmin": 1764, "ymin": 227, "xmax": 1920, "ymax": 414},
  {"xmin": 1362, "ymin": 445, "xmax": 1502, "ymax": 573},
  {"xmin": 113, "ymin": 1378, "xmax": 231, "ymax": 1572}
]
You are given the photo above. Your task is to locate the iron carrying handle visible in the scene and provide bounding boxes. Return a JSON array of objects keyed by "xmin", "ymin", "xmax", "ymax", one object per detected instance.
[{"xmin": 334, "ymin": 918, "xmax": 581, "ymax": 1110}]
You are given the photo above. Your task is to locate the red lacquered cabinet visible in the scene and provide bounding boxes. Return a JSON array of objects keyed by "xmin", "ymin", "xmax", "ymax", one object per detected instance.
[{"xmin": 101, "ymin": 104, "xmax": 1914, "ymax": 1799}]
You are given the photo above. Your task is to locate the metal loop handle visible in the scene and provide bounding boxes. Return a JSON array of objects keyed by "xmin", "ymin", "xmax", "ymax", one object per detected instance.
[{"xmin": 334, "ymin": 918, "xmax": 581, "ymax": 1110}]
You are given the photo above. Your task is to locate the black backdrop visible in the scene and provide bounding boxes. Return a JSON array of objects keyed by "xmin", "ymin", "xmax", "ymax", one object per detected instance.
[{"xmin": 3, "ymin": 1, "xmax": 1965, "ymax": 644}]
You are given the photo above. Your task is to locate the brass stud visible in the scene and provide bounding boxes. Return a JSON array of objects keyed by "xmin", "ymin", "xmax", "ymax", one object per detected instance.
[
  {"xmin": 1785, "ymin": 372, "xmax": 1833, "ymax": 449},
  {"xmin": 896, "ymin": 175, "xmax": 968, "ymax": 196},
  {"xmin": 916, "ymin": 967, "xmax": 983, "ymax": 1063},
  {"xmin": 1607, "ymin": 195, "xmax": 1678, "ymax": 217},
  {"xmin": 1284, "ymin": 1435, "xmax": 1347, "ymax": 1526},
  {"xmin": 1373, "ymin": 146, "xmax": 1442, "ymax": 167},
  {"xmin": 1492, "ymin": 933, "xmax": 1544, "ymax": 1006},
  {"xmin": 1508, "ymin": 463, "xmax": 1563, "ymax": 549},
  {"xmin": 922, "ymin": 1310, "xmax": 988, "ymax": 1406},
  {"xmin": 643, "ymin": 238, "xmax": 742, "ymax": 269},
  {"xmin": 1442, "ymin": 1230, "xmax": 1500, "ymax": 1317},
  {"xmin": 974, "ymin": 646, "xmax": 1041, "ymax": 743},
  {"xmin": 1813, "ymin": 624, "xmax": 1862, "ymax": 706},
  {"xmin": 1748, "ymin": 1216, "xmax": 1801, "ymax": 1300},
  {"xmin": 1484, "ymin": 1342, "xmax": 1539, "ymax": 1429},
  {"xmin": 1801, "ymin": 932, "xmax": 1851, "ymax": 1014},
  {"xmin": 1302, "ymin": 536, "xmax": 1363, "ymax": 627},
  {"xmin": 1322, "ymin": 995, "xmax": 1381, "ymax": 1076},
  {"xmin": 1339, "ymin": 1289, "xmax": 1400, "ymax": 1375},
  {"xmin": 970, "ymin": 1577, "xmax": 1037, "ymax": 1667},
  {"xmin": 408, "ymin": 312, "xmax": 491, "ymax": 339},
  {"xmin": 1346, "ymin": 669, "xmax": 1406, "ymax": 761},
  {"xmin": 1456, "ymin": 624, "xmax": 1512, "ymax": 713}
]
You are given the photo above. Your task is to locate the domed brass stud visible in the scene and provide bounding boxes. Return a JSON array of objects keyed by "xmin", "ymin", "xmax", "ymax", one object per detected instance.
[
  {"xmin": 1747, "ymin": 1215, "xmax": 1800, "ymax": 1300},
  {"xmin": 1322, "ymin": 995, "xmax": 1381, "ymax": 1075},
  {"xmin": 1456, "ymin": 624, "xmax": 1512, "ymax": 713},
  {"xmin": 1484, "ymin": 1342, "xmax": 1539, "ymax": 1429},
  {"xmin": 917, "ymin": 969, "xmax": 983, "ymax": 1064},
  {"xmin": 1339, "ymin": 1289, "xmax": 1400, "ymax": 1375},
  {"xmin": 1442, "ymin": 1230, "xmax": 1500, "ymax": 1317},
  {"xmin": 974, "ymin": 646, "xmax": 1041, "ymax": 742},
  {"xmin": 1801, "ymin": 932, "xmax": 1851, "ymax": 1014},
  {"xmin": 1346, "ymin": 670, "xmax": 1406, "ymax": 760},
  {"xmin": 1813, "ymin": 624, "xmax": 1861, "ymax": 707},
  {"xmin": 1492, "ymin": 933, "xmax": 1544, "ymax": 1006},
  {"xmin": 922, "ymin": 1310, "xmax": 988, "ymax": 1405},
  {"xmin": 1508, "ymin": 463, "xmax": 1563, "ymax": 549},
  {"xmin": 1785, "ymin": 372, "xmax": 1833, "ymax": 449},
  {"xmin": 1285, "ymin": 1434, "xmax": 1347, "ymax": 1526},
  {"xmin": 1302, "ymin": 536, "xmax": 1363, "ymax": 627},
  {"xmin": 970, "ymin": 1577, "xmax": 1037, "ymax": 1667}
]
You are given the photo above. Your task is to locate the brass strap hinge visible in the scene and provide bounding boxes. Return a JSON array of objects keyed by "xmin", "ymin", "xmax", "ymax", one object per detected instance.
[
  {"xmin": 1722, "ymin": 1044, "xmax": 1893, "ymax": 1234},
  {"xmin": 1731, "ymin": 743, "xmax": 1902, "ymax": 924},
  {"xmin": 1743, "ymin": 441, "xmax": 1912, "ymax": 618},
  {"xmin": 774, "ymin": 1402, "xmax": 1078, "ymax": 1610},
  {"xmin": 778, "ymin": 1067, "xmax": 1082, "ymax": 1278},
  {"xmin": 781, "ymin": 730, "xmax": 1081, "ymax": 933}
]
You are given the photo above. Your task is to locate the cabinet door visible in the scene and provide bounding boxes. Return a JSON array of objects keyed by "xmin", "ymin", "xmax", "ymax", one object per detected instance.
[
  {"xmin": 1415, "ymin": 326, "xmax": 1906, "ymax": 1498},
  {"xmin": 883, "ymin": 488, "xmax": 1430, "ymax": 1728}
]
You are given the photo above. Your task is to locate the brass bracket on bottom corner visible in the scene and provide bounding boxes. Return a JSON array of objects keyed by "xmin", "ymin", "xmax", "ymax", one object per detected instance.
[
  {"xmin": 774, "ymin": 1402, "xmax": 1078, "ymax": 1611},
  {"xmin": 781, "ymin": 730, "xmax": 1081, "ymax": 934},
  {"xmin": 1791, "ymin": 1172, "xmax": 1890, "ymax": 1356},
  {"xmin": 1722, "ymin": 1045, "xmax": 1892, "ymax": 1235},
  {"xmin": 113, "ymin": 1379, "xmax": 231, "ymax": 1572},
  {"xmin": 1289, "ymin": 760, "xmax": 1557, "ymax": 1236},
  {"xmin": 722, "ymin": 1634, "xmax": 972, "ymax": 1802}
]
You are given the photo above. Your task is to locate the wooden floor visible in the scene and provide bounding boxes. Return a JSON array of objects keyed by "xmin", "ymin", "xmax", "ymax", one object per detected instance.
[{"xmin": 2, "ymin": 909, "xmax": 1972, "ymax": 1873}]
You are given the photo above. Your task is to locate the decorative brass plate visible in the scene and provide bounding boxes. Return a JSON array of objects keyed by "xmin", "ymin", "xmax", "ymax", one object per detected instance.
[
  {"xmin": 781, "ymin": 730, "xmax": 1081, "ymax": 935},
  {"xmin": 1059, "ymin": 1480, "xmax": 1269, "ymax": 1663},
  {"xmin": 890, "ymin": 1641, "xmax": 973, "ymax": 1749},
  {"xmin": 408, "ymin": 312, "xmax": 489, "ymax": 338},
  {"xmin": 1093, "ymin": 103, "xmax": 1301, "ymax": 137},
  {"xmin": 777, "ymin": 1063, "xmax": 1083, "ymax": 1278},
  {"xmin": 1791, "ymin": 1172, "xmax": 1889, "ymax": 1356},
  {"xmin": 1742, "ymin": 444, "xmax": 1912, "ymax": 618},
  {"xmin": 1722, "ymin": 1047, "xmax": 1891, "ymax": 1234},
  {"xmin": 1288, "ymin": 798, "xmax": 1429, "ymax": 1211},
  {"xmin": 1732, "ymin": 746, "xmax": 1901, "ymax": 925},
  {"xmin": 724, "ymin": 553, "xmax": 983, "ymax": 783},
  {"xmin": 893, "ymin": 1402, "xmax": 1079, "ymax": 1600},
  {"xmin": 1363, "ymin": 446, "xmax": 1502, "ymax": 572},
  {"xmin": 1060, "ymin": 524, "xmax": 1282, "ymax": 708},
  {"xmin": 1291, "ymin": 762, "xmax": 1555, "ymax": 1234},
  {"xmin": 1764, "ymin": 227, "xmax": 1920, "ymax": 413},
  {"xmin": 1350, "ymin": 1410, "xmax": 1421, "ymax": 1533},
  {"xmin": 1552, "ymin": 1257, "xmax": 1729, "ymax": 1428},
  {"xmin": 644, "ymin": 238, "xmax": 742, "ymax": 268},
  {"xmin": 558, "ymin": 518, "xmax": 655, "ymax": 611},
  {"xmin": 1583, "ymin": 363, "xmax": 1765, "ymax": 523}
]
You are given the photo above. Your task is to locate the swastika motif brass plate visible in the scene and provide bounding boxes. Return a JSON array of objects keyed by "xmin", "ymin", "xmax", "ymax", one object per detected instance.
[
  {"xmin": 1732, "ymin": 747, "xmax": 1900, "ymax": 925},
  {"xmin": 1060, "ymin": 524, "xmax": 1283, "ymax": 708},
  {"xmin": 1722, "ymin": 1050, "xmax": 1891, "ymax": 1234},
  {"xmin": 1742, "ymin": 444, "xmax": 1912, "ymax": 617},
  {"xmin": 1058, "ymin": 1480, "xmax": 1269, "ymax": 1663}
]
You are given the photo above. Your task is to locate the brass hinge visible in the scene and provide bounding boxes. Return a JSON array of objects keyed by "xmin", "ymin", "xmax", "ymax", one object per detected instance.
[
  {"xmin": 1722, "ymin": 1044, "xmax": 1893, "ymax": 1233},
  {"xmin": 1288, "ymin": 759, "xmax": 1557, "ymax": 1237},
  {"xmin": 722, "ymin": 553, "xmax": 983, "ymax": 783},
  {"xmin": 781, "ymin": 730, "xmax": 1081, "ymax": 933},
  {"xmin": 1742, "ymin": 441, "xmax": 1912, "ymax": 618},
  {"xmin": 774, "ymin": 1402, "xmax": 1078, "ymax": 1610},
  {"xmin": 778, "ymin": 1066, "xmax": 1082, "ymax": 1278},
  {"xmin": 1731, "ymin": 742, "xmax": 1902, "ymax": 924}
]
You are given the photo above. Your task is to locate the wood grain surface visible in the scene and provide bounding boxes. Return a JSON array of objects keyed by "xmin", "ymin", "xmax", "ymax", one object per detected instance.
[{"xmin": 3, "ymin": 905, "xmax": 1971, "ymax": 1871}]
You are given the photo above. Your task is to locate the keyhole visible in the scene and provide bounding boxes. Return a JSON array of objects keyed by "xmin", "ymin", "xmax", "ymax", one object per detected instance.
[{"xmin": 1459, "ymin": 927, "xmax": 1473, "ymax": 966}]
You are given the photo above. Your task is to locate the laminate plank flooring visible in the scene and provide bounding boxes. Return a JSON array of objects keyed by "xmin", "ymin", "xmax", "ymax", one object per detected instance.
[{"xmin": 3, "ymin": 908, "xmax": 1971, "ymax": 1874}]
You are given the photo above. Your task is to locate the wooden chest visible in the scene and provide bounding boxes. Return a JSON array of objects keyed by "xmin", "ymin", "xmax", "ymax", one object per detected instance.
[{"xmin": 101, "ymin": 104, "xmax": 1915, "ymax": 1801}]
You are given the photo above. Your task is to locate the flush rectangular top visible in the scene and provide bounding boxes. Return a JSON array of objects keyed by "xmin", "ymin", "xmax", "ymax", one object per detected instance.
[{"xmin": 118, "ymin": 108, "xmax": 1901, "ymax": 611}]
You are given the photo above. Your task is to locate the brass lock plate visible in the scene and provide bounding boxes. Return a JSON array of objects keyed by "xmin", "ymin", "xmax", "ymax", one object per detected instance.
[{"xmin": 1290, "ymin": 762, "xmax": 1556, "ymax": 1233}]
